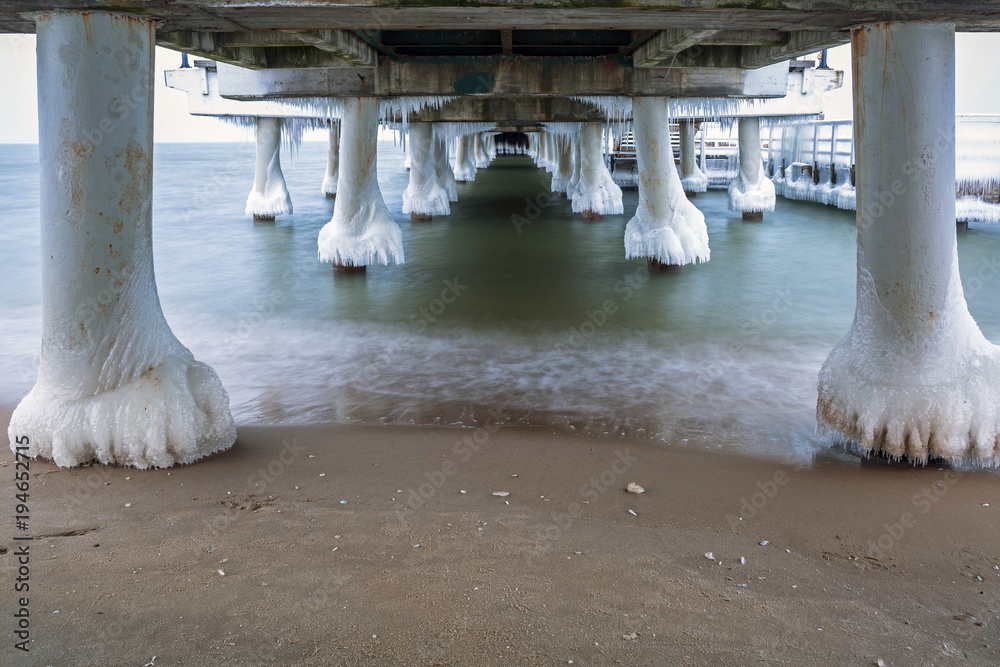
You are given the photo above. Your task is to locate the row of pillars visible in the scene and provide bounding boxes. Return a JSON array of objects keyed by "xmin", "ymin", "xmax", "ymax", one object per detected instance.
[{"xmin": 10, "ymin": 12, "xmax": 1000, "ymax": 470}]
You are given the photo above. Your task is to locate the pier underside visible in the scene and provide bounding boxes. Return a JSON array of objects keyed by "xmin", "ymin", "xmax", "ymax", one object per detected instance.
[{"xmin": 3, "ymin": 1, "xmax": 999, "ymax": 468}]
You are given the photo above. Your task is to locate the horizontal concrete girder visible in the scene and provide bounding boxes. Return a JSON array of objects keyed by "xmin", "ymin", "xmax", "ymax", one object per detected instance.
[
  {"xmin": 158, "ymin": 30, "xmax": 376, "ymax": 69},
  {"xmin": 3, "ymin": 3, "xmax": 1000, "ymax": 33},
  {"xmin": 216, "ymin": 58, "xmax": 789, "ymax": 98}
]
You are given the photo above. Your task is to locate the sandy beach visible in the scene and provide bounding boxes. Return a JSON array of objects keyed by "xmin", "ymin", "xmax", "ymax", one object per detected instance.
[{"xmin": 2, "ymin": 403, "xmax": 999, "ymax": 666}]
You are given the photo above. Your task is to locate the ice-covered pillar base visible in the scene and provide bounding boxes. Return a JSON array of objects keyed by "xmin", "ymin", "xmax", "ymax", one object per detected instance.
[
  {"xmin": 573, "ymin": 123, "xmax": 623, "ymax": 221},
  {"xmin": 679, "ymin": 120, "xmax": 708, "ymax": 195},
  {"xmin": 550, "ymin": 137, "xmax": 574, "ymax": 196},
  {"xmin": 402, "ymin": 123, "xmax": 450, "ymax": 221},
  {"xmin": 818, "ymin": 22, "xmax": 1000, "ymax": 466},
  {"xmin": 318, "ymin": 98, "xmax": 404, "ymax": 272},
  {"xmin": 245, "ymin": 117, "xmax": 293, "ymax": 221},
  {"xmin": 728, "ymin": 117, "xmax": 776, "ymax": 220},
  {"xmin": 9, "ymin": 11, "xmax": 236, "ymax": 468},
  {"xmin": 474, "ymin": 133, "xmax": 490, "ymax": 169},
  {"xmin": 624, "ymin": 98, "xmax": 710, "ymax": 270},
  {"xmin": 321, "ymin": 121, "xmax": 340, "ymax": 198},
  {"xmin": 453, "ymin": 135, "xmax": 477, "ymax": 183},
  {"xmin": 434, "ymin": 133, "xmax": 458, "ymax": 203}
]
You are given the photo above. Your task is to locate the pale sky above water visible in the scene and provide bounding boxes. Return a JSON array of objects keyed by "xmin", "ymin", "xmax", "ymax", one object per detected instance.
[{"xmin": 0, "ymin": 33, "xmax": 997, "ymax": 144}]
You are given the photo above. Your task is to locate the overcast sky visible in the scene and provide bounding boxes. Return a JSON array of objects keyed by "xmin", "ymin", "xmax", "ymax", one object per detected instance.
[{"xmin": 0, "ymin": 33, "xmax": 998, "ymax": 144}]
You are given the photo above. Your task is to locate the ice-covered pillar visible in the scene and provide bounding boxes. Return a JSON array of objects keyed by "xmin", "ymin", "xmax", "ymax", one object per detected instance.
[
  {"xmin": 678, "ymin": 120, "xmax": 708, "ymax": 195},
  {"xmin": 535, "ymin": 131, "xmax": 546, "ymax": 168},
  {"xmin": 567, "ymin": 132, "xmax": 582, "ymax": 200},
  {"xmin": 624, "ymin": 98, "xmax": 709, "ymax": 270},
  {"xmin": 573, "ymin": 123, "xmax": 623, "ymax": 221},
  {"xmin": 818, "ymin": 22, "xmax": 1000, "ymax": 465},
  {"xmin": 318, "ymin": 97, "xmax": 403, "ymax": 272},
  {"xmin": 245, "ymin": 117, "xmax": 293, "ymax": 221},
  {"xmin": 9, "ymin": 11, "xmax": 236, "ymax": 468},
  {"xmin": 550, "ymin": 137, "xmax": 574, "ymax": 196},
  {"xmin": 402, "ymin": 122, "xmax": 450, "ymax": 221},
  {"xmin": 453, "ymin": 135, "xmax": 477, "ymax": 183},
  {"xmin": 545, "ymin": 133, "xmax": 557, "ymax": 173},
  {"xmin": 474, "ymin": 133, "xmax": 490, "ymax": 169},
  {"xmin": 321, "ymin": 121, "xmax": 340, "ymax": 198},
  {"xmin": 434, "ymin": 134, "xmax": 458, "ymax": 203},
  {"xmin": 728, "ymin": 117, "xmax": 776, "ymax": 220}
]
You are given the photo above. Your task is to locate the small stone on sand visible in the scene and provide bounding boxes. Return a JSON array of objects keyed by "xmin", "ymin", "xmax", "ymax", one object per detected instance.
[{"xmin": 626, "ymin": 482, "xmax": 644, "ymax": 494}]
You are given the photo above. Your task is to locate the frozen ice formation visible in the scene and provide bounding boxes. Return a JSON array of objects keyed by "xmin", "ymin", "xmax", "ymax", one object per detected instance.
[
  {"xmin": 624, "ymin": 98, "xmax": 710, "ymax": 267},
  {"xmin": 817, "ymin": 22, "xmax": 1000, "ymax": 466},
  {"xmin": 10, "ymin": 11, "xmax": 236, "ymax": 468},
  {"xmin": 402, "ymin": 123, "xmax": 451, "ymax": 218},
  {"xmin": 453, "ymin": 134, "xmax": 477, "ymax": 183},
  {"xmin": 728, "ymin": 118, "xmax": 775, "ymax": 214},
  {"xmin": 321, "ymin": 122, "xmax": 340, "ymax": 197},
  {"xmin": 572, "ymin": 123, "xmax": 624, "ymax": 216},
  {"xmin": 245, "ymin": 117, "xmax": 293, "ymax": 219},
  {"xmin": 318, "ymin": 97, "xmax": 404, "ymax": 268}
]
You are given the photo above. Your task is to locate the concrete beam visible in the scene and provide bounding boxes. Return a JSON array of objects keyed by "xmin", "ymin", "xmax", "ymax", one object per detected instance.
[
  {"xmin": 279, "ymin": 30, "xmax": 378, "ymax": 67},
  {"xmin": 216, "ymin": 58, "xmax": 789, "ymax": 98},
  {"xmin": 158, "ymin": 31, "xmax": 373, "ymax": 69},
  {"xmin": 633, "ymin": 29, "xmax": 721, "ymax": 68},
  {"xmin": 406, "ymin": 97, "xmax": 608, "ymax": 123},
  {"xmin": 4, "ymin": 3, "xmax": 1000, "ymax": 33},
  {"xmin": 741, "ymin": 31, "xmax": 849, "ymax": 68}
]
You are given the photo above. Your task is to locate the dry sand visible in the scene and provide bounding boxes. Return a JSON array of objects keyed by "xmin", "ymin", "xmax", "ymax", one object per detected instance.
[{"xmin": 2, "ymin": 404, "xmax": 999, "ymax": 666}]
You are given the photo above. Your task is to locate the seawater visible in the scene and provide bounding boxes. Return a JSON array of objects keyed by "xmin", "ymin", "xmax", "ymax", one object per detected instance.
[{"xmin": 2, "ymin": 141, "xmax": 999, "ymax": 461}]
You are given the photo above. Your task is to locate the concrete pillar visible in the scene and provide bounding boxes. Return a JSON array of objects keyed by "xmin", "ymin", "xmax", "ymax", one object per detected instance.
[
  {"xmin": 434, "ymin": 134, "xmax": 459, "ymax": 202},
  {"xmin": 8, "ymin": 11, "xmax": 236, "ymax": 468},
  {"xmin": 473, "ymin": 132, "xmax": 490, "ymax": 169},
  {"xmin": 550, "ymin": 136, "xmax": 574, "ymax": 195},
  {"xmin": 679, "ymin": 120, "xmax": 708, "ymax": 194},
  {"xmin": 818, "ymin": 22, "xmax": 1000, "ymax": 465},
  {"xmin": 318, "ymin": 97, "xmax": 403, "ymax": 272},
  {"xmin": 536, "ymin": 130, "xmax": 548, "ymax": 169},
  {"xmin": 453, "ymin": 134, "xmax": 477, "ymax": 182},
  {"xmin": 545, "ymin": 133, "xmax": 558, "ymax": 174},
  {"xmin": 624, "ymin": 98, "xmax": 709, "ymax": 269},
  {"xmin": 402, "ymin": 122, "xmax": 450, "ymax": 221},
  {"xmin": 321, "ymin": 121, "xmax": 340, "ymax": 198},
  {"xmin": 573, "ymin": 122, "xmax": 624, "ymax": 220},
  {"xmin": 567, "ymin": 130, "xmax": 582, "ymax": 199},
  {"xmin": 245, "ymin": 117, "xmax": 293, "ymax": 221},
  {"xmin": 728, "ymin": 117, "xmax": 776, "ymax": 220}
]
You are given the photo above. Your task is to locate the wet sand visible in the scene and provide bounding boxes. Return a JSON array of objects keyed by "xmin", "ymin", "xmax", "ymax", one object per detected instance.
[{"xmin": 2, "ymin": 405, "xmax": 999, "ymax": 666}]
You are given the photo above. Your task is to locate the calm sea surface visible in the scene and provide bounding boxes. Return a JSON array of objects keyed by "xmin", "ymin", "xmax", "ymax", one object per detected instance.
[{"xmin": 2, "ymin": 141, "xmax": 999, "ymax": 461}]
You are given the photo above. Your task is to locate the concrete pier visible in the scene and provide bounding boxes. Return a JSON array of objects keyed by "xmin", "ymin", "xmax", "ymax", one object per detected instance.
[
  {"xmin": 318, "ymin": 97, "xmax": 403, "ymax": 271},
  {"xmin": 403, "ymin": 122, "xmax": 451, "ymax": 221},
  {"xmin": 817, "ymin": 22, "xmax": 1000, "ymax": 464},
  {"xmin": 624, "ymin": 98, "xmax": 709, "ymax": 268},
  {"xmin": 246, "ymin": 117, "xmax": 293, "ymax": 221},
  {"xmin": 728, "ymin": 117, "xmax": 776, "ymax": 219},
  {"xmin": 453, "ymin": 134, "xmax": 477, "ymax": 183},
  {"xmin": 572, "ymin": 122, "xmax": 624, "ymax": 220},
  {"xmin": 322, "ymin": 121, "xmax": 340, "ymax": 198},
  {"xmin": 8, "ymin": 11, "xmax": 236, "ymax": 468},
  {"xmin": 550, "ymin": 137, "xmax": 574, "ymax": 196},
  {"xmin": 434, "ymin": 134, "xmax": 459, "ymax": 202},
  {"xmin": 679, "ymin": 120, "xmax": 708, "ymax": 195}
]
